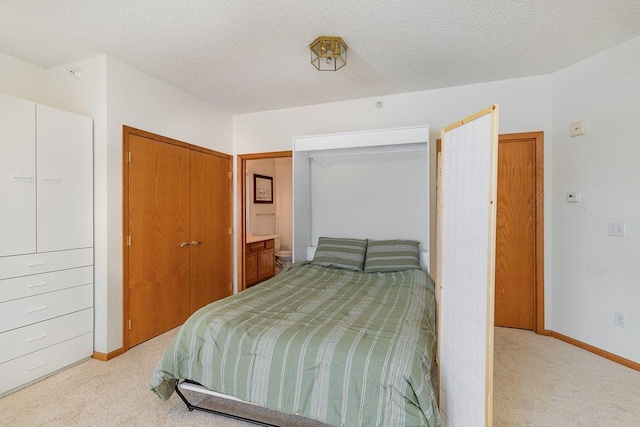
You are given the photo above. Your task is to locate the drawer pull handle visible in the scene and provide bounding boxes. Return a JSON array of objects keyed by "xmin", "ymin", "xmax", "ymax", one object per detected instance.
[
  {"xmin": 191, "ymin": 241, "xmax": 203, "ymax": 246},
  {"xmin": 27, "ymin": 361, "xmax": 47, "ymax": 371},
  {"xmin": 41, "ymin": 177, "xmax": 61, "ymax": 183},
  {"xmin": 27, "ymin": 262, "xmax": 47, "ymax": 267},
  {"xmin": 11, "ymin": 175, "xmax": 34, "ymax": 181},
  {"xmin": 27, "ymin": 333, "xmax": 48, "ymax": 342},
  {"xmin": 27, "ymin": 282, "xmax": 47, "ymax": 288},
  {"xmin": 27, "ymin": 306, "xmax": 47, "ymax": 313},
  {"xmin": 179, "ymin": 242, "xmax": 190, "ymax": 248}
]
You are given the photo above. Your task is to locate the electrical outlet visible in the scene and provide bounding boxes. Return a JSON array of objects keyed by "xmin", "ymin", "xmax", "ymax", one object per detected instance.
[
  {"xmin": 567, "ymin": 192, "xmax": 580, "ymax": 203},
  {"xmin": 570, "ymin": 121, "xmax": 587, "ymax": 137},
  {"xmin": 608, "ymin": 223, "xmax": 626, "ymax": 237},
  {"xmin": 615, "ymin": 312, "xmax": 625, "ymax": 328}
]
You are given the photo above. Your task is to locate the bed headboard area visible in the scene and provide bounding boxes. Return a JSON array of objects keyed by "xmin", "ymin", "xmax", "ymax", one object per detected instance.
[{"xmin": 293, "ymin": 126, "xmax": 430, "ymax": 271}]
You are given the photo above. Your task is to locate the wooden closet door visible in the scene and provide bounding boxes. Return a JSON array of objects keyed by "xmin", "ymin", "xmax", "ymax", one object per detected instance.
[
  {"xmin": 189, "ymin": 151, "xmax": 232, "ymax": 314},
  {"xmin": 128, "ymin": 135, "xmax": 190, "ymax": 347},
  {"xmin": 494, "ymin": 136, "xmax": 536, "ymax": 330}
]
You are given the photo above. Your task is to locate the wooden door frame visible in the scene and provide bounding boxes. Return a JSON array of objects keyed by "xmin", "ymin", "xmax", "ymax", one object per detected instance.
[
  {"xmin": 237, "ymin": 151, "xmax": 292, "ymax": 292},
  {"xmin": 122, "ymin": 126, "xmax": 233, "ymax": 353},
  {"xmin": 436, "ymin": 131, "xmax": 545, "ymax": 334}
]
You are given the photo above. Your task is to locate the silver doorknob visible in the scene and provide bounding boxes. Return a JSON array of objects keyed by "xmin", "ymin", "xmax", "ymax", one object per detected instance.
[
  {"xmin": 179, "ymin": 242, "xmax": 190, "ymax": 248},
  {"xmin": 191, "ymin": 241, "xmax": 202, "ymax": 246}
]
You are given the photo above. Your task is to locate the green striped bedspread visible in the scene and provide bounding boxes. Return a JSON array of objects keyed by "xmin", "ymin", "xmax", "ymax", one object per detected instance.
[{"xmin": 151, "ymin": 262, "xmax": 440, "ymax": 427}]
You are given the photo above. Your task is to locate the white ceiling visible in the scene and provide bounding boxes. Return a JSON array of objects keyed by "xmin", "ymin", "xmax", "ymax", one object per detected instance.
[{"xmin": 1, "ymin": 0, "xmax": 639, "ymax": 114}]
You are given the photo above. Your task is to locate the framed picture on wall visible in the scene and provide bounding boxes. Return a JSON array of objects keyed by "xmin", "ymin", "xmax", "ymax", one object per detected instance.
[{"xmin": 254, "ymin": 174, "xmax": 273, "ymax": 203}]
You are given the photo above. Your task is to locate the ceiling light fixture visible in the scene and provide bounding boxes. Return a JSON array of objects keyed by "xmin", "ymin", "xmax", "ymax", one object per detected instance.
[{"xmin": 309, "ymin": 36, "xmax": 347, "ymax": 71}]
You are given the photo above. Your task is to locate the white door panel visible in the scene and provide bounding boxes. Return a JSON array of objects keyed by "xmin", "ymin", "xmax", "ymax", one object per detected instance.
[
  {"xmin": 0, "ymin": 94, "xmax": 36, "ymax": 257},
  {"xmin": 36, "ymin": 105, "xmax": 93, "ymax": 252}
]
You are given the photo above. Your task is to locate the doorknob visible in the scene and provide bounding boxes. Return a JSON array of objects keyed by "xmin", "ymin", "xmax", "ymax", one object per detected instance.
[
  {"xmin": 191, "ymin": 241, "xmax": 203, "ymax": 246},
  {"xmin": 179, "ymin": 242, "xmax": 190, "ymax": 248}
]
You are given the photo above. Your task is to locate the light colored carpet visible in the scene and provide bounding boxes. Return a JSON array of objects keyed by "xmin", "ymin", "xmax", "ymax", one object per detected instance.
[
  {"xmin": 1, "ymin": 326, "xmax": 639, "ymax": 426},
  {"xmin": 494, "ymin": 327, "xmax": 640, "ymax": 426}
]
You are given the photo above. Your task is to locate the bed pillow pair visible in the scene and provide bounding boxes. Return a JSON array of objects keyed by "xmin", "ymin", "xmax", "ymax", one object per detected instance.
[{"xmin": 311, "ymin": 237, "xmax": 421, "ymax": 273}]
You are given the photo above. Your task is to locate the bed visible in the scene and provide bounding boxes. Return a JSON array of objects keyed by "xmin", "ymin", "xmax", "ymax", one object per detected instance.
[{"xmin": 151, "ymin": 246, "xmax": 440, "ymax": 427}]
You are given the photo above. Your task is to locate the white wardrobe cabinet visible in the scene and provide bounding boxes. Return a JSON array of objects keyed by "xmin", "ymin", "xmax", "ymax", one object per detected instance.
[{"xmin": 0, "ymin": 93, "xmax": 94, "ymax": 397}]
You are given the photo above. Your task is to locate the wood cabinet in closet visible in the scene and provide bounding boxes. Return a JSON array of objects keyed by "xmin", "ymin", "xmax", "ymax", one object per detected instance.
[
  {"xmin": 0, "ymin": 93, "xmax": 93, "ymax": 397},
  {"xmin": 124, "ymin": 128, "xmax": 232, "ymax": 349}
]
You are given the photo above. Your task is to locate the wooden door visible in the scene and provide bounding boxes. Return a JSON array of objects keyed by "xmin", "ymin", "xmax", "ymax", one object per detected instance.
[
  {"xmin": 127, "ymin": 134, "xmax": 190, "ymax": 347},
  {"xmin": 189, "ymin": 151, "xmax": 232, "ymax": 314},
  {"xmin": 494, "ymin": 134, "xmax": 539, "ymax": 330}
]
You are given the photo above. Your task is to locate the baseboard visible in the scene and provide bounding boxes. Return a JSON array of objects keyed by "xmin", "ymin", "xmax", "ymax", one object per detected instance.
[
  {"xmin": 92, "ymin": 348, "xmax": 125, "ymax": 361},
  {"xmin": 549, "ymin": 330, "xmax": 640, "ymax": 372}
]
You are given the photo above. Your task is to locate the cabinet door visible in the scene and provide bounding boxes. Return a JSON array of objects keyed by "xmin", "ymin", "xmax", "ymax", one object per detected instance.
[
  {"xmin": 0, "ymin": 94, "xmax": 36, "ymax": 257},
  {"xmin": 36, "ymin": 105, "xmax": 93, "ymax": 252},
  {"xmin": 258, "ymin": 247, "xmax": 275, "ymax": 281},
  {"xmin": 245, "ymin": 251, "xmax": 258, "ymax": 287},
  {"xmin": 189, "ymin": 151, "xmax": 232, "ymax": 313}
]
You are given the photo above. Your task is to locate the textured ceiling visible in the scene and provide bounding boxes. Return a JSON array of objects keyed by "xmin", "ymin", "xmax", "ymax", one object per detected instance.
[{"xmin": 1, "ymin": 0, "xmax": 639, "ymax": 114}]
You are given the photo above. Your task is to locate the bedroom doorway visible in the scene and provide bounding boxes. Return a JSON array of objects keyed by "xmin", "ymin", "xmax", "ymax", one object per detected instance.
[
  {"xmin": 237, "ymin": 151, "xmax": 292, "ymax": 291},
  {"xmin": 436, "ymin": 131, "xmax": 544, "ymax": 333}
]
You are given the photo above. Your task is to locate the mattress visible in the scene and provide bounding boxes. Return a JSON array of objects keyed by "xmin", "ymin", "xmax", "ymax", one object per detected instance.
[{"xmin": 151, "ymin": 262, "xmax": 440, "ymax": 427}]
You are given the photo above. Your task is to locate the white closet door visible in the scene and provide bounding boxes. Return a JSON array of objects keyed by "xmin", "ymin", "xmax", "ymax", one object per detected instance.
[
  {"xmin": 36, "ymin": 105, "xmax": 93, "ymax": 252},
  {"xmin": 0, "ymin": 94, "xmax": 36, "ymax": 257}
]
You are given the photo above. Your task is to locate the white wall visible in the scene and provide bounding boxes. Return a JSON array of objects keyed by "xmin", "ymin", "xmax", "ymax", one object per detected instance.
[
  {"xmin": 550, "ymin": 36, "xmax": 640, "ymax": 362},
  {"xmin": 0, "ymin": 52, "xmax": 46, "ymax": 103},
  {"xmin": 234, "ymin": 74, "xmax": 554, "ymax": 325}
]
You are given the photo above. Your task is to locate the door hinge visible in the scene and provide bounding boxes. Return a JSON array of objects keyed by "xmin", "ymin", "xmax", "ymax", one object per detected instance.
[
  {"xmin": 228, "ymin": 171, "xmax": 232, "ymax": 180},
  {"xmin": 128, "ymin": 319, "xmax": 132, "ymax": 330},
  {"xmin": 127, "ymin": 235, "xmax": 132, "ymax": 246},
  {"xmin": 128, "ymin": 152, "xmax": 132, "ymax": 163},
  {"xmin": 228, "ymin": 227, "xmax": 232, "ymax": 235}
]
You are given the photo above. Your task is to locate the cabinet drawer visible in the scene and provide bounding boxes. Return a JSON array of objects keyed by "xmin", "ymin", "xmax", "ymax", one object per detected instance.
[
  {"xmin": 0, "ymin": 332, "xmax": 93, "ymax": 396},
  {"xmin": 0, "ymin": 266, "xmax": 93, "ymax": 303},
  {"xmin": 248, "ymin": 242, "xmax": 265, "ymax": 252},
  {"xmin": 0, "ymin": 248, "xmax": 93, "ymax": 280},
  {"xmin": 0, "ymin": 308, "xmax": 93, "ymax": 364},
  {"xmin": 264, "ymin": 239, "xmax": 274, "ymax": 249},
  {"xmin": 0, "ymin": 284, "xmax": 93, "ymax": 333}
]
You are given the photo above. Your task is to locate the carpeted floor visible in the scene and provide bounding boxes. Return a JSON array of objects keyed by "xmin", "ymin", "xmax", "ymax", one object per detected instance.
[
  {"xmin": 1, "ymin": 326, "xmax": 639, "ymax": 426},
  {"xmin": 493, "ymin": 327, "xmax": 640, "ymax": 426}
]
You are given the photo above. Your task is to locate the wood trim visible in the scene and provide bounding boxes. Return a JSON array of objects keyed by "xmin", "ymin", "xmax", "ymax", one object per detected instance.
[
  {"xmin": 122, "ymin": 126, "xmax": 232, "ymax": 159},
  {"xmin": 549, "ymin": 331, "xmax": 640, "ymax": 372},
  {"xmin": 122, "ymin": 127, "xmax": 130, "ymax": 351},
  {"xmin": 237, "ymin": 151, "xmax": 292, "ymax": 292},
  {"xmin": 442, "ymin": 105, "xmax": 497, "ymax": 133},
  {"xmin": 485, "ymin": 106, "xmax": 499, "ymax": 426},
  {"xmin": 236, "ymin": 156, "xmax": 245, "ymax": 292},
  {"xmin": 92, "ymin": 348, "xmax": 125, "ymax": 361},
  {"xmin": 122, "ymin": 126, "xmax": 233, "ymax": 352}
]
